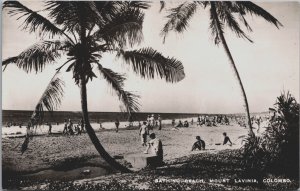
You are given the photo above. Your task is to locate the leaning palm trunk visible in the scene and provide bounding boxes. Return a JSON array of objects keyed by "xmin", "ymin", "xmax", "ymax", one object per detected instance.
[
  {"xmin": 77, "ymin": 18, "xmax": 131, "ymax": 173},
  {"xmin": 80, "ymin": 77, "xmax": 132, "ymax": 173},
  {"xmin": 211, "ymin": 2, "xmax": 254, "ymax": 136}
]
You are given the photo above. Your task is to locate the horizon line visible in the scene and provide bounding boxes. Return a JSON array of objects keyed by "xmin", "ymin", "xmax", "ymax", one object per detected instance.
[{"xmin": 2, "ymin": 109, "xmax": 269, "ymax": 115}]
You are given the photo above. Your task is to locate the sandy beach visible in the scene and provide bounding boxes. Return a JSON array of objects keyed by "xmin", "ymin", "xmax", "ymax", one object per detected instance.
[
  {"xmin": 3, "ymin": 121, "xmax": 298, "ymax": 191},
  {"xmin": 2, "ymin": 121, "xmax": 265, "ymax": 181}
]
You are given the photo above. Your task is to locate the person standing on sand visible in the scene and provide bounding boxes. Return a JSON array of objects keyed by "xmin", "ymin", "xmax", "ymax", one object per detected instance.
[
  {"xmin": 26, "ymin": 122, "xmax": 32, "ymax": 138},
  {"xmin": 144, "ymin": 133, "xmax": 163, "ymax": 166},
  {"xmin": 256, "ymin": 116, "xmax": 262, "ymax": 133},
  {"xmin": 115, "ymin": 118, "xmax": 120, "ymax": 132},
  {"xmin": 139, "ymin": 121, "xmax": 149, "ymax": 146},
  {"xmin": 128, "ymin": 115, "xmax": 134, "ymax": 128},
  {"xmin": 172, "ymin": 119, "xmax": 176, "ymax": 127},
  {"xmin": 197, "ymin": 116, "xmax": 201, "ymax": 126},
  {"xmin": 67, "ymin": 119, "xmax": 74, "ymax": 135},
  {"xmin": 223, "ymin": 132, "xmax": 232, "ymax": 146},
  {"xmin": 150, "ymin": 114, "xmax": 155, "ymax": 129},
  {"xmin": 47, "ymin": 122, "xmax": 52, "ymax": 134},
  {"xmin": 80, "ymin": 118, "xmax": 85, "ymax": 132},
  {"xmin": 63, "ymin": 119, "xmax": 68, "ymax": 134},
  {"xmin": 75, "ymin": 124, "xmax": 82, "ymax": 135},
  {"xmin": 224, "ymin": 116, "xmax": 230, "ymax": 125},
  {"xmin": 147, "ymin": 115, "xmax": 151, "ymax": 125},
  {"xmin": 158, "ymin": 115, "xmax": 162, "ymax": 130}
]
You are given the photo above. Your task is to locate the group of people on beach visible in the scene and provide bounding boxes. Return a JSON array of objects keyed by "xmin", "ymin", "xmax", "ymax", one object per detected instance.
[
  {"xmin": 62, "ymin": 118, "xmax": 85, "ymax": 135},
  {"xmin": 22, "ymin": 118, "xmax": 85, "ymax": 137},
  {"xmin": 191, "ymin": 132, "xmax": 232, "ymax": 151},
  {"xmin": 196, "ymin": 115, "xmax": 230, "ymax": 127},
  {"xmin": 113, "ymin": 114, "xmax": 162, "ymax": 133},
  {"xmin": 5, "ymin": 121, "xmax": 20, "ymax": 127},
  {"xmin": 170, "ymin": 115, "xmax": 230, "ymax": 130},
  {"xmin": 138, "ymin": 120, "xmax": 163, "ymax": 166},
  {"xmin": 250, "ymin": 115, "xmax": 263, "ymax": 132},
  {"xmin": 146, "ymin": 114, "xmax": 162, "ymax": 130},
  {"xmin": 136, "ymin": 113, "xmax": 236, "ymax": 167},
  {"xmin": 173, "ymin": 120, "xmax": 190, "ymax": 128},
  {"xmin": 138, "ymin": 117, "xmax": 234, "ymax": 167}
]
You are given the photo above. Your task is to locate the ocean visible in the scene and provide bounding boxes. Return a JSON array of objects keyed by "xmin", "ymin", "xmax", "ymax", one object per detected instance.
[{"xmin": 2, "ymin": 110, "xmax": 208, "ymax": 125}]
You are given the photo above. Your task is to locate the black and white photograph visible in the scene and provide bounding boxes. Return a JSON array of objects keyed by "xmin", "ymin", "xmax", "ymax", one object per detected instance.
[{"xmin": 1, "ymin": 1, "xmax": 299, "ymax": 190}]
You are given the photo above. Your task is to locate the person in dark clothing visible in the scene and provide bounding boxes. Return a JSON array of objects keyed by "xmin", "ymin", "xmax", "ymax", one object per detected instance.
[
  {"xmin": 75, "ymin": 124, "xmax": 82, "ymax": 135},
  {"xmin": 176, "ymin": 120, "xmax": 183, "ymax": 127},
  {"xmin": 224, "ymin": 116, "xmax": 230, "ymax": 125},
  {"xmin": 172, "ymin": 119, "xmax": 176, "ymax": 127},
  {"xmin": 183, "ymin": 120, "xmax": 189, "ymax": 127},
  {"xmin": 191, "ymin": 136, "xmax": 205, "ymax": 151},
  {"xmin": 47, "ymin": 122, "xmax": 52, "ymax": 134},
  {"xmin": 63, "ymin": 119, "xmax": 68, "ymax": 134},
  {"xmin": 67, "ymin": 119, "xmax": 74, "ymax": 135},
  {"xmin": 223, "ymin": 132, "xmax": 232, "ymax": 146},
  {"xmin": 197, "ymin": 116, "xmax": 201, "ymax": 126},
  {"xmin": 80, "ymin": 118, "xmax": 85, "ymax": 132},
  {"xmin": 158, "ymin": 115, "xmax": 162, "ymax": 130},
  {"xmin": 115, "ymin": 118, "xmax": 120, "ymax": 132}
]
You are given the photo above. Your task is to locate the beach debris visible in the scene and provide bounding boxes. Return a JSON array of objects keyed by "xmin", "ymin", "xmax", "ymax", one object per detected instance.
[{"xmin": 81, "ymin": 169, "xmax": 91, "ymax": 175}]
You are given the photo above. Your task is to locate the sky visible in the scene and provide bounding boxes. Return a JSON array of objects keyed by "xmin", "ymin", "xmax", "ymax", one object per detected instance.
[{"xmin": 2, "ymin": 1, "xmax": 300, "ymax": 114}]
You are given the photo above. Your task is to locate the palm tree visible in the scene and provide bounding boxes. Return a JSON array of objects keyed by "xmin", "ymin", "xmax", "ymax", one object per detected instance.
[
  {"xmin": 2, "ymin": 1, "xmax": 185, "ymax": 173},
  {"xmin": 161, "ymin": 1, "xmax": 282, "ymax": 135}
]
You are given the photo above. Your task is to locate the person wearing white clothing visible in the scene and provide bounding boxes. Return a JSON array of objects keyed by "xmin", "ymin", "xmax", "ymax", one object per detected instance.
[
  {"xmin": 144, "ymin": 133, "xmax": 163, "ymax": 165},
  {"xmin": 139, "ymin": 121, "xmax": 149, "ymax": 146}
]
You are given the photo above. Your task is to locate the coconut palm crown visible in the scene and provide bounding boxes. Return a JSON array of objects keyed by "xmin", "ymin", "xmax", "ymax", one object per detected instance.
[
  {"xmin": 161, "ymin": 1, "xmax": 282, "ymax": 135},
  {"xmin": 2, "ymin": 1, "xmax": 185, "ymax": 172}
]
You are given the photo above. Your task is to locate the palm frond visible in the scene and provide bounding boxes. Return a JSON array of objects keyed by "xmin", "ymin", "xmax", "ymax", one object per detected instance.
[
  {"xmin": 86, "ymin": 1, "xmax": 105, "ymax": 27},
  {"xmin": 217, "ymin": 2, "xmax": 253, "ymax": 42},
  {"xmin": 224, "ymin": 2, "xmax": 253, "ymax": 32},
  {"xmin": 93, "ymin": 2, "xmax": 130, "ymax": 30},
  {"xmin": 3, "ymin": 1, "xmax": 69, "ymax": 39},
  {"xmin": 209, "ymin": 3, "xmax": 225, "ymax": 45},
  {"xmin": 161, "ymin": 2, "xmax": 198, "ymax": 43},
  {"xmin": 94, "ymin": 1, "xmax": 120, "ymax": 21},
  {"xmin": 127, "ymin": 1, "xmax": 151, "ymax": 9},
  {"xmin": 7, "ymin": 41, "xmax": 63, "ymax": 73},
  {"xmin": 236, "ymin": 2, "xmax": 283, "ymax": 28},
  {"xmin": 2, "ymin": 57, "xmax": 18, "ymax": 71},
  {"xmin": 97, "ymin": 64, "xmax": 140, "ymax": 113},
  {"xmin": 46, "ymin": 1, "xmax": 94, "ymax": 34},
  {"xmin": 237, "ymin": 12, "xmax": 253, "ymax": 32},
  {"xmin": 32, "ymin": 72, "xmax": 65, "ymax": 122},
  {"xmin": 117, "ymin": 47, "xmax": 185, "ymax": 83},
  {"xmin": 92, "ymin": 7, "xmax": 144, "ymax": 48},
  {"xmin": 46, "ymin": 1, "xmax": 78, "ymax": 30},
  {"xmin": 159, "ymin": 1, "xmax": 166, "ymax": 12}
]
